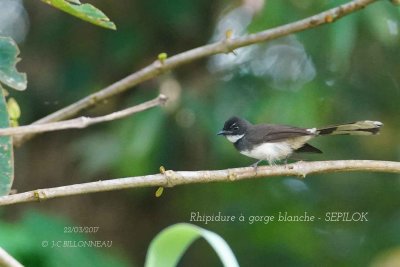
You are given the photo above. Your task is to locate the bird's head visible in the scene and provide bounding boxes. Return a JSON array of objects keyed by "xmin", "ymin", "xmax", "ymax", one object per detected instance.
[{"xmin": 217, "ymin": 116, "xmax": 250, "ymax": 143}]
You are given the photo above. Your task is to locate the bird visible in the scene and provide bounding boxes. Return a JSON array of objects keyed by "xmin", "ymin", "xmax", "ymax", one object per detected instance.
[{"xmin": 217, "ymin": 116, "xmax": 383, "ymax": 166}]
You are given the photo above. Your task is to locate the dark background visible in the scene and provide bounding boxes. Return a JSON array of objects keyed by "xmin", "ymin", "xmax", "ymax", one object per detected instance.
[{"xmin": 1, "ymin": 0, "xmax": 400, "ymax": 266}]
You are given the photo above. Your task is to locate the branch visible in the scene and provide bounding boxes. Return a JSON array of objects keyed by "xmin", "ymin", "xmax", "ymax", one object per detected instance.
[
  {"xmin": 0, "ymin": 247, "xmax": 23, "ymax": 267},
  {"xmin": 0, "ymin": 95, "xmax": 167, "ymax": 137},
  {"xmin": 1, "ymin": 160, "xmax": 398, "ymax": 206},
  {"xmin": 13, "ymin": 0, "xmax": 379, "ymax": 146}
]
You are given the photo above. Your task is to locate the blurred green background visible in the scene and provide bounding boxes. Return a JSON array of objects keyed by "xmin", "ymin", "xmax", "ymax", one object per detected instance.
[{"xmin": 1, "ymin": 0, "xmax": 400, "ymax": 266}]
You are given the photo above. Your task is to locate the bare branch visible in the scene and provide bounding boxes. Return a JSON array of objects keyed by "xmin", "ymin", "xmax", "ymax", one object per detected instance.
[
  {"xmin": 0, "ymin": 247, "xmax": 23, "ymax": 267},
  {"xmin": 13, "ymin": 0, "xmax": 378, "ymax": 146},
  {"xmin": 0, "ymin": 95, "xmax": 167, "ymax": 137},
  {"xmin": 1, "ymin": 160, "xmax": 398, "ymax": 206}
]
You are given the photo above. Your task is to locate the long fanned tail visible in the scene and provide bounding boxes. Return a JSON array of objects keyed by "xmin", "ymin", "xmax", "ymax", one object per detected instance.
[{"xmin": 316, "ymin": 121, "xmax": 383, "ymax": 136}]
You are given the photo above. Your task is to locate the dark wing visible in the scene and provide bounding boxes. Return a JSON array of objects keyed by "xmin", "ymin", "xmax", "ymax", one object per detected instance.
[
  {"xmin": 246, "ymin": 124, "xmax": 314, "ymax": 143},
  {"xmin": 295, "ymin": 143, "xmax": 322, "ymax": 153}
]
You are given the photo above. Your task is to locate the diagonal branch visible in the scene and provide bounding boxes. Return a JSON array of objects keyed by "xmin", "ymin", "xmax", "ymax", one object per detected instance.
[
  {"xmin": 0, "ymin": 247, "xmax": 23, "ymax": 267},
  {"xmin": 0, "ymin": 95, "xmax": 167, "ymax": 136},
  {"xmin": 1, "ymin": 160, "xmax": 399, "ymax": 206},
  {"xmin": 13, "ymin": 0, "xmax": 379, "ymax": 146}
]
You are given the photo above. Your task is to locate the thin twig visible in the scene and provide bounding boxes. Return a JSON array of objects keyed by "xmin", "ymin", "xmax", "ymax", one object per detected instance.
[
  {"xmin": 13, "ymin": 0, "xmax": 378, "ymax": 146},
  {"xmin": 0, "ymin": 247, "xmax": 23, "ymax": 267},
  {"xmin": 0, "ymin": 95, "xmax": 167, "ymax": 136},
  {"xmin": 1, "ymin": 160, "xmax": 399, "ymax": 206}
]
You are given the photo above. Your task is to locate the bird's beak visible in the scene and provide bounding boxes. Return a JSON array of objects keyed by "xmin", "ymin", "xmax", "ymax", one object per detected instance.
[{"xmin": 217, "ymin": 130, "xmax": 231, "ymax": 136}]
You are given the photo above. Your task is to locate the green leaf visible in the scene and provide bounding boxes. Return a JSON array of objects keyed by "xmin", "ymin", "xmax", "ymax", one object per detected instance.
[
  {"xmin": 145, "ymin": 223, "xmax": 239, "ymax": 267},
  {"xmin": 7, "ymin": 98, "xmax": 21, "ymax": 120},
  {"xmin": 155, "ymin": 186, "xmax": 164, "ymax": 197},
  {"xmin": 0, "ymin": 86, "xmax": 13, "ymax": 196},
  {"xmin": 0, "ymin": 37, "xmax": 27, "ymax": 91},
  {"xmin": 41, "ymin": 0, "xmax": 116, "ymax": 30}
]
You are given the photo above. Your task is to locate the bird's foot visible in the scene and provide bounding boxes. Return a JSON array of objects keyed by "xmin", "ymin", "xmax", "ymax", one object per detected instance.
[
  {"xmin": 250, "ymin": 160, "xmax": 262, "ymax": 170},
  {"xmin": 283, "ymin": 158, "xmax": 293, "ymax": 169}
]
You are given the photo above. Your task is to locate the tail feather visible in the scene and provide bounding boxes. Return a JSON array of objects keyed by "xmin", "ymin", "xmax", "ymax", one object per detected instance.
[{"xmin": 317, "ymin": 121, "xmax": 383, "ymax": 136}]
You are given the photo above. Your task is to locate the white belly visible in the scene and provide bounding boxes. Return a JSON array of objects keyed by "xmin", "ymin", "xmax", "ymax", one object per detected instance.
[
  {"xmin": 240, "ymin": 136, "xmax": 313, "ymax": 164},
  {"xmin": 240, "ymin": 142, "xmax": 292, "ymax": 164}
]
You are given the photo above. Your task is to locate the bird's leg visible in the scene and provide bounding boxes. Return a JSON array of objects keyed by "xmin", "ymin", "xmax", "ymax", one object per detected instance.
[
  {"xmin": 284, "ymin": 157, "xmax": 289, "ymax": 165},
  {"xmin": 250, "ymin": 160, "xmax": 263, "ymax": 169},
  {"xmin": 283, "ymin": 157, "xmax": 293, "ymax": 169}
]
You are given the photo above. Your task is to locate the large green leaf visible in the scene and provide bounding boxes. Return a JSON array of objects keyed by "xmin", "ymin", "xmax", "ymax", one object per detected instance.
[
  {"xmin": 41, "ymin": 0, "xmax": 116, "ymax": 30},
  {"xmin": 145, "ymin": 223, "xmax": 239, "ymax": 267},
  {"xmin": 0, "ymin": 37, "xmax": 27, "ymax": 91},
  {"xmin": 0, "ymin": 86, "xmax": 13, "ymax": 196}
]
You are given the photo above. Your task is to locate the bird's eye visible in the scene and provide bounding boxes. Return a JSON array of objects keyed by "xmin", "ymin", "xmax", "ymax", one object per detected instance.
[{"xmin": 233, "ymin": 126, "xmax": 239, "ymax": 130}]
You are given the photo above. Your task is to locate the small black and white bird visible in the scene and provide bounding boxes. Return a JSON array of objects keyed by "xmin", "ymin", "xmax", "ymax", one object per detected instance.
[{"xmin": 218, "ymin": 116, "xmax": 383, "ymax": 166}]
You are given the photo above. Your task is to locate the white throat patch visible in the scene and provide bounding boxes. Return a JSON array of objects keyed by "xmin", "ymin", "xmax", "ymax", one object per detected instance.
[{"xmin": 226, "ymin": 134, "xmax": 244, "ymax": 143}]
